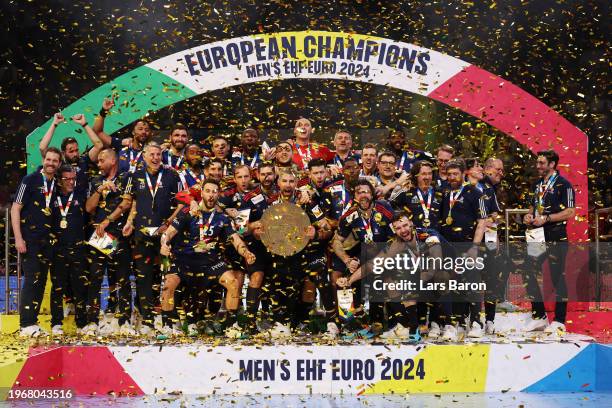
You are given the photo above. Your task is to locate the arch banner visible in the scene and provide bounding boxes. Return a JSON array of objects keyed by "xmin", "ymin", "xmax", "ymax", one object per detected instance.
[{"xmin": 24, "ymin": 31, "xmax": 588, "ymax": 241}]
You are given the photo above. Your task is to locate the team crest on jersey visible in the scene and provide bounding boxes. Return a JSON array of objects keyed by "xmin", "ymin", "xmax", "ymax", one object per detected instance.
[
  {"xmin": 312, "ymin": 205, "xmax": 323, "ymax": 219},
  {"xmin": 251, "ymin": 194, "xmax": 264, "ymax": 204},
  {"xmin": 345, "ymin": 210, "xmax": 359, "ymax": 224}
]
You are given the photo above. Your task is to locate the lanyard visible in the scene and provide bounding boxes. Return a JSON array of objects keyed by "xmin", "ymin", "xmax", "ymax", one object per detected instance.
[
  {"xmin": 129, "ymin": 150, "xmax": 142, "ymax": 173},
  {"xmin": 296, "ymin": 143, "xmax": 312, "ymax": 166},
  {"xmin": 166, "ymin": 151, "xmax": 184, "ymax": 170},
  {"xmin": 187, "ymin": 168, "xmax": 204, "ymax": 184},
  {"xmin": 416, "ymin": 188, "xmax": 433, "ymax": 219},
  {"xmin": 145, "ymin": 170, "xmax": 163, "ymax": 207},
  {"xmin": 398, "ymin": 151, "xmax": 407, "ymax": 171},
  {"xmin": 56, "ymin": 192, "xmax": 74, "ymax": 218},
  {"xmin": 198, "ymin": 211, "xmax": 215, "ymax": 240},
  {"xmin": 241, "ymin": 151, "xmax": 259, "ymax": 168},
  {"xmin": 334, "ymin": 155, "xmax": 343, "ymax": 168},
  {"xmin": 537, "ymin": 172, "xmax": 558, "ymax": 210},
  {"xmin": 41, "ymin": 172, "xmax": 55, "ymax": 209}
]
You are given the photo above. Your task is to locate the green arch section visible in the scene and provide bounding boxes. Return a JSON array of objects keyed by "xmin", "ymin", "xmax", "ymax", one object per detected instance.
[{"xmin": 26, "ymin": 66, "xmax": 196, "ymax": 172}]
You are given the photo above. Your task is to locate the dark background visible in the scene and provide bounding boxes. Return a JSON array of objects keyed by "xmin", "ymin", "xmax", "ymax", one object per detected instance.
[{"xmin": 0, "ymin": 0, "xmax": 609, "ymax": 209}]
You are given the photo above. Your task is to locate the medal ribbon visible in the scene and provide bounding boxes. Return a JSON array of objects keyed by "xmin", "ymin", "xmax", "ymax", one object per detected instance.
[
  {"xmin": 56, "ymin": 192, "xmax": 74, "ymax": 219},
  {"xmin": 198, "ymin": 211, "xmax": 216, "ymax": 240},
  {"xmin": 41, "ymin": 172, "xmax": 55, "ymax": 209},
  {"xmin": 335, "ymin": 154, "xmax": 343, "ymax": 168},
  {"xmin": 296, "ymin": 143, "xmax": 312, "ymax": 167},
  {"xmin": 129, "ymin": 150, "xmax": 142, "ymax": 172},
  {"xmin": 398, "ymin": 151, "xmax": 407, "ymax": 171},
  {"xmin": 362, "ymin": 214, "xmax": 374, "ymax": 243},
  {"xmin": 166, "ymin": 151, "xmax": 184, "ymax": 170},
  {"xmin": 536, "ymin": 172, "xmax": 558, "ymax": 214},
  {"xmin": 145, "ymin": 170, "xmax": 163, "ymax": 205},
  {"xmin": 417, "ymin": 187, "xmax": 433, "ymax": 220},
  {"xmin": 448, "ymin": 184, "xmax": 466, "ymax": 219}
]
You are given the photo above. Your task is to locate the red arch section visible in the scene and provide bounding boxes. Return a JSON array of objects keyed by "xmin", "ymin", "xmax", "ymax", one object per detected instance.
[{"xmin": 429, "ymin": 65, "xmax": 588, "ymax": 242}]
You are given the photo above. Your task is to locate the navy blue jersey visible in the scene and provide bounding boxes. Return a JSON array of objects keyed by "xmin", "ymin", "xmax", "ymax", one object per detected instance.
[
  {"xmin": 476, "ymin": 181, "xmax": 501, "ymax": 215},
  {"xmin": 241, "ymin": 186, "xmax": 272, "ymax": 223},
  {"xmin": 177, "ymin": 167, "xmax": 205, "ymax": 190},
  {"xmin": 440, "ymin": 184, "xmax": 487, "ymax": 242},
  {"xmin": 52, "ymin": 188, "xmax": 87, "ymax": 245},
  {"xmin": 529, "ymin": 172, "xmax": 575, "ymax": 237},
  {"xmin": 171, "ymin": 207, "xmax": 235, "ymax": 260},
  {"xmin": 338, "ymin": 200, "xmax": 394, "ymax": 244},
  {"xmin": 72, "ymin": 153, "xmax": 93, "ymax": 191},
  {"xmin": 113, "ymin": 137, "xmax": 144, "ymax": 174},
  {"xmin": 90, "ymin": 173, "xmax": 130, "ymax": 237},
  {"xmin": 330, "ymin": 151, "xmax": 361, "ymax": 167},
  {"xmin": 14, "ymin": 169, "xmax": 57, "ymax": 242},
  {"xmin": 395, "ymin": 150, "xmax": 434, "ymax": 173},
  {"xmin": 324, "ymin": 178, "xmax": 353, "ymax": 220},
  {"xmin": 230, "ymin": 147, "xmax": 264, "ymax": 169},
  {"xmin": 162, "ymin": 150, "xmax": 186, "ymax": 171},
  {"xmin": 435, "ymin": 176, "xmax": 451, "ymax": 191},
  {"xmin": 124, "ymin": 168, "xmax": 181, "ymax": 231},
  {"xmin": 391, "ymin": 186, "xmax": 443, "ymax": 230}
]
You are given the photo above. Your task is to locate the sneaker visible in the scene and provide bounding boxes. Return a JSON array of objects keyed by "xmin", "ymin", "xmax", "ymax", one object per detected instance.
[
  {"xmin": 269, "ymin": 322, "xmax": 291, "ymax": 339},
  {"xmin": 225, "ymin": 322, "xmax": 246, "ymax": 339},
  {"xmin": 64, "ymin": 303, "xmax": 75, "ymax": 318},
  {"xmin": 525, "ymin": 318, "xmax": 548, "ymax": 332},
  {"xmin": 171, "ymin": 324, "xmax": 184, "ymax": 336},
  {"xmin": 544, "ymin": 321, "xmax": 566, "ymax": 337},
  {"xmin": 131, "ymin": 309, "xmax": 142, "ymax": 330},
  {"xmin": 51, "ymin": 325, "xmax": 64, "ymax": 335},
  {"xmin": 99, "ymin": 318, "xmax": 119, "ymax": 336},
  {"xmin": 496, "ymin": 301, "xmax": 519, "ymax": 312},
  {"xmin": 456, "ymin": 326, "xmax": 466, "ymax": 342},
  {"xmin": 323, "ymin": 322, "xmax": 340, "ymax": 339},
  {"xmin": 485, "ymin": 321, "xmax": 495, "ymax": 335},
  {"xmin": 139, "ymin": 325, "xmax": 155, "ymax": 337},
  {"xmin": 380, "ymin": 323, "xmax": 411, "ymax": 340},
  {"xmin": 441, "ymin": 325, "xmax": 457, "ymax": 341},
  {"xmin": 20, "ymin": 324, "xmax": 47, "ymax": 338},
  {"xmin": 81, "ymin": 322, "xmax": 99, "ymax": 337},
  {"xmin": 428, "ymin": 322, "xmax": 441, "ymax": 339},
  {"xmin": 468, "ymin": 321, "xmax": 483, "ymax": 338},
  {"xmin": 370, "ymin": 322, "xmax": 384, "ymax": 336},
  {"xmin": 187, "ymin": 323, "xmax": 199, "ymax": 337},
  {"xmin": 118, "ymin": 322, "xmax": 137, "ymax": 336}
]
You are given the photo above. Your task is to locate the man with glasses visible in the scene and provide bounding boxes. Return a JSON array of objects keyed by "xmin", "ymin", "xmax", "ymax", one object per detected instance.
[
  {"xmin": 50, "ymin": 165, "xmax": 88, "ymax": 335},
  {"xmin": 434, "ymin": 144, "xmax": 454, "ymax": 190},
  {"xmin": 375, "ymin": 152, "xmax": 410, "ymax": 199},
  {"xmin": 274, "ymin": 141, "xmax": 299, "ymax": 173}
]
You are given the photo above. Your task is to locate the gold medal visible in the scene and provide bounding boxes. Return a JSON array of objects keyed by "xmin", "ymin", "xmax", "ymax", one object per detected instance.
[
  {"xmin": 537, "ymin": 205, "xmax": 544, "ymax": 215},
  {"xmin": 446, "ymin": 216, "xmax": 453, "ymax": 225},
  {"xmin": 374, "ymin": 213, "xmax": 382, "ymax": 222},
  {"xmin": 60, "ymin": 218, "xmax": 68, "ymax": 229},
  {"xmin": 423, "ymin": 218, "xmax": 431, "ymax": 227}
]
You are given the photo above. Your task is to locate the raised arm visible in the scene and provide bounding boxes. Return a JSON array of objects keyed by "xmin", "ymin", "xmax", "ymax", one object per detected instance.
[
  {"xmin": 93, "ymin": 98, "xmax": 114, "ymax": 147},
  {"xmin": 71, "ymin": 114, "xmax": 103, "ymax": 162},
  {"xmin": 39, "ymin": 113, "xmax": 64, "ymax": 157}
]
